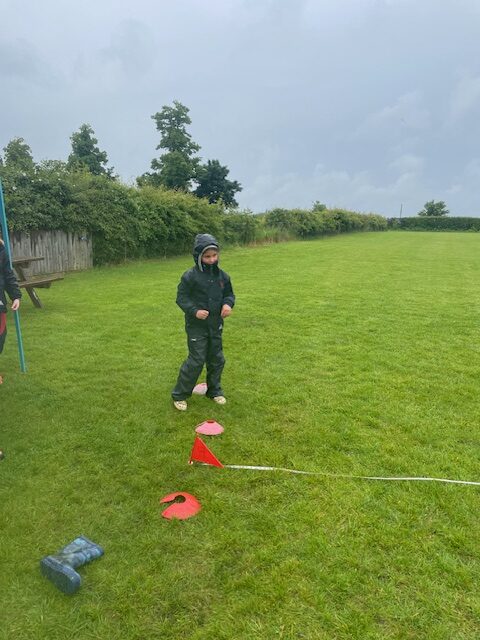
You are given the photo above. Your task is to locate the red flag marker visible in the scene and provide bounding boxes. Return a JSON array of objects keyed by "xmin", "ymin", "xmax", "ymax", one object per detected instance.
[
  {"xmin": 189, "ymin": 436, "xmax": 224, "ymax": 468},
  {"xmin": 195, "ymin": 420, "xmax": 224, "ymax": 436},
  {"xmin": 160, "ymin": 492, "xmax": 201, "ymax": 520}
]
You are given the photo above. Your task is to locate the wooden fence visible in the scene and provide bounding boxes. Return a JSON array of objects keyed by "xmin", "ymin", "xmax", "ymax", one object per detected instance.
[{"xmin": 10, "ymin": 230, "xmax": 92, "ymax": 274}]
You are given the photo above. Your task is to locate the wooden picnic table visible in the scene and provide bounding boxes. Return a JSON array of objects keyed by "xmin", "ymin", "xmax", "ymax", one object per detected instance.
[{"xmin": 13, "ymin": 256, "xmax": 64, "ymax": 308}]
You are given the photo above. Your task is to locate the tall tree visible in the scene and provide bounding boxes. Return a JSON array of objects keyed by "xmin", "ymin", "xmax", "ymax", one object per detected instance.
[
  {"xmin": 2, "ymin": 137, "xmax": 35, "ymax": 172},
  {"xmin": 67, "ymin": 124, "xmax": 114, "ymax": 177},
  {"xmin": 418, "ymin": 200, "xmax": 449, "ymax": 216},
  {"xmin": 194, "ymin": 159, "xmax": 242, "ymax": 207},
  {"xmin": 138, "ymin": 101, "xmax": 200, "ymax": 190}
]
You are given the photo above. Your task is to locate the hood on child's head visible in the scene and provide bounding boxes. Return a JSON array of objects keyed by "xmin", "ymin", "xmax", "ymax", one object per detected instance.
[{"xmin": 193, "ymin": 234, "xmax": 219, "ymax": 271}]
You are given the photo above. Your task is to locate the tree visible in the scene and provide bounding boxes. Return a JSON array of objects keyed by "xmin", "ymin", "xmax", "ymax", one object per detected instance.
[
  {"xmin": 312, "ymin": 201, "xmax": 327, "ymax": 212},
  {"xmin": 0, "ymin": 138, "xmax": 37, "ymax": 230},
  {"xmin": 0, "ymin": 141, "xmax": 76, "ymax": 231},
  {"xmin": 138, "ymin": 101, "xmax": 200, "ymax": 190},
  {"xmin": 67, "ymin": 124, "xmax": 114, "ymax": 177},
  {"xmin": 2, "ymin": 137, "xmax": 35, "ymax": 172},
  {"xmin": 194, "ymin": 159, "xmax": 242, "ymax": 207},
  {"xmin": 418, "ymin": 200, "xmax": 449, "ymax": 216}
]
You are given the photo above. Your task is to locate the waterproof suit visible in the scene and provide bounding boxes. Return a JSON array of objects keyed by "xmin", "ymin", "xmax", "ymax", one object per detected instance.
[
  {"xmin": 172, "ymin": 234, "xmax": 235, "ymax": 401},
  {"xmin": 0, "ymin": 243, "xmax": 22, "ymax": 354}
]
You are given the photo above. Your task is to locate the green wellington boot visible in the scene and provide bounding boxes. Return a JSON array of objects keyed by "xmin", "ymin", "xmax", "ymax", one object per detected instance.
[{"xmin": 40, "ymin": 535, "xmax": 104, "ymax": 594}]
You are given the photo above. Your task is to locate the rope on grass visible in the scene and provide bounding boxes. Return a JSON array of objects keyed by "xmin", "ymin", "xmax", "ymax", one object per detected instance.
[{"xmin": 224, "ymin": 465, "xmax": 480, "ymax": 487}]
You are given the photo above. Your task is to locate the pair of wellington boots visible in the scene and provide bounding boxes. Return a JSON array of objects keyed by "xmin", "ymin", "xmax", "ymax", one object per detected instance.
[{"xmin": 40, "ymin": 535, "xmax": 104, "ymax": 594}]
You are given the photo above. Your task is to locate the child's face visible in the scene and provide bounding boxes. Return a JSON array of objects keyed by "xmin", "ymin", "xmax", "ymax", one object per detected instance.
[{"xmin": 201, "ymin": 249, "xmax": 219, "ymax": 265}]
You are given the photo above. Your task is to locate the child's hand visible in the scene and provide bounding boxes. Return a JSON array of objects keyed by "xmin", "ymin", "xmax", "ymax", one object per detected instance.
[
  {"xmin": 221, "ymin": 304, "xmax": 232, "ymax": 318},
  {"xmin": 196, "ymin": 309, "xmax": 209, "ymax": 320},
  {"xmin": 11, "ymin": 299, "xmax": 20, "ymax": 312}
]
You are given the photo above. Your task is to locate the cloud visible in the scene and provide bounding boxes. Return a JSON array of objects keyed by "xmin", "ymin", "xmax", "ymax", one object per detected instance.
[
  {"xmin": 0, "ymin": 38, "xmax": 56, "ymax": 86},
  {"xmin": 356, "ymin": 92, "xmax": 431, "ymax": 139},
  {"xmin": 448, "ymin": 71, "xmax": 480, "ymax": 122},
  {"xmin": 301, "ymin": 0, "xmax": 375, "ymax": 27},
  {"xmin": 59, "ymin": 19, "xmax": 159, "ymax": 94},
  {"xmin": 100, "ymin": 20, "xmax": 157, "ymax": 76},
  {"xmin": 464, "ymin": 158, "xmax": 480, "ymax": 179},
  {"xmin": 389, "ymin": 154, "xmax": 425, "ymax": 173},
  {"xmin": 241, "ymin": 159, "xmax": 427, "ymax": 215},
  {"xmin": 440, "ymin": 158, "xmax": 480, "ymax": 213}
]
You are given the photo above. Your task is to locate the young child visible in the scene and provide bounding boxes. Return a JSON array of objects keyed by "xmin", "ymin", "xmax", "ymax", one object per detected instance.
[
  {"xmin": 0, "ymin": 238, "xmax": 22, "ymax": 383},
  {"xmin": 172, "ymin": 233, "xmax": 235, "ymax": 411}
]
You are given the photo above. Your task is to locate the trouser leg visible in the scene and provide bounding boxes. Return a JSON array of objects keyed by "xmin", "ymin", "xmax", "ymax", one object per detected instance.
[
  {"xmin": 0, "ymin": 314, "xmax": 6, "ymax": 355},
  {"xmin": 172, "ymin": 334, "xmax": 208, "ymax": 400},
  {"xmin": 206, "ymin": 332, "xmax": 225, "ymax": 398}
]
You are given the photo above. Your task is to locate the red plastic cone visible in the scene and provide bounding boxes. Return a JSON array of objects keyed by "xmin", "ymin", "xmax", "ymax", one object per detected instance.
[
  {"xmin": 160, "ymin": 492, "xmax": 202, "ymax": 520},
  {"xmin": 189, "ymin": 436, "xmax": 224, "ymax": 468}
]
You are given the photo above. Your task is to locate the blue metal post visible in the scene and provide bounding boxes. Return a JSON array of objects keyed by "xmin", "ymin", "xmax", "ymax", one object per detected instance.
[{"xmin": 0, "ymin": 177, "xmax": 27, "ymax": 372}]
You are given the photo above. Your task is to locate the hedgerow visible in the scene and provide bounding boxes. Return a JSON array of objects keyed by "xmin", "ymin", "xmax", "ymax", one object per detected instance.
[
  {"xmin": 389, "ymin": 216, "xmax": 480, "ymax": 231},
  {"xmin": 264, "ymin": 207, "xmax": 387, "ymax": 236}
]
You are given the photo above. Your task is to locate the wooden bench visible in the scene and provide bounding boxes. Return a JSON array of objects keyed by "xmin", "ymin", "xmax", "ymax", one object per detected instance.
[{"xmin": 13, "ymin": 257, "xmax": 64, "ymax": 308}]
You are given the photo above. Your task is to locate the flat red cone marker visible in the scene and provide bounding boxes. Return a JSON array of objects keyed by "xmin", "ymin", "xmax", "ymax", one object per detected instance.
[
  {"xmin": 195, "ymin": 420, "xmax": 224, "ymax": 436},
  {"xmin": 193, "ymin": 382, "xmax": 207, "ymax": 395},
  {"xmin": 160, "ymin": 492, "xmax": 201, "ymax": 520},
  {"xmin": 189, "ymin": 436, "xmax": 224, "ymax": 468}
]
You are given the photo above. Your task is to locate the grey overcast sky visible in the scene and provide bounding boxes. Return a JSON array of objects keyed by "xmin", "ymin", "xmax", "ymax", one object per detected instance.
[{"xmin": 2, "ymin": 0, "xmax": 480, "ymax": 216}]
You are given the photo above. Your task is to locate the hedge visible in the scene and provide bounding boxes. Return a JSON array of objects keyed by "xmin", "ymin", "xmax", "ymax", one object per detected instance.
[
  {"xmin": 389, "ymin": 217, "xmax": 480, "ymax": 231},
  {"xmin": 264, "ymin": 207, "xmax": 387, "ymax": 237}
]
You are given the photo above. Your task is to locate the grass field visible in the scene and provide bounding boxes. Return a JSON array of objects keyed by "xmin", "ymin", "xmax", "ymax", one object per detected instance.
[{"xmin": 1, "ymin": 231, "xmax": 480, "ymax": 640}]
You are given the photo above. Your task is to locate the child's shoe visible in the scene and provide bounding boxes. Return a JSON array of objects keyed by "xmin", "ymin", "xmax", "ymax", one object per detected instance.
[
  {"xmin": 213, "ymin": 396, "xmax": 226, "ymax": 405},
  {"xmin": 173, "ymin": 400, "xmax": 188, "ymax": 411}
]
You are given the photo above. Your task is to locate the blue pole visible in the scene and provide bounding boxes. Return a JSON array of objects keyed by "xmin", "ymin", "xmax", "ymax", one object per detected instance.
[{"xmin": 0, "ymin": 177, "xmax": 27, "ymax": 372}]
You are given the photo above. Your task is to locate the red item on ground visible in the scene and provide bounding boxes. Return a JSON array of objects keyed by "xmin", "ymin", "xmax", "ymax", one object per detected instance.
[
  {"xmin": 193, "ymin": 382, "xmax": 207, "ymax": 395},
  {"xmin": 160, "ymin": 492, "xmax": 202, "ymax": 520},
  {"xmin": 189, "ymin": 436, "xmax": 224, "ymax": 468},
  {"xmin": 195, "ymin": 420, "xmax": 224, "ymax": 436}
]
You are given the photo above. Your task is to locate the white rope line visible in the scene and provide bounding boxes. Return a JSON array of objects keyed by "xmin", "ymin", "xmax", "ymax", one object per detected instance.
[{"xmin": 224, "ymin": 464, "xmax": 480, "ymax": 486}]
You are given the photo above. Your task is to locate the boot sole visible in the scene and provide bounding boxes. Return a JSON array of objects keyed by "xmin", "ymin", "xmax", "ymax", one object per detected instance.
[{"xmin": 40, "ymin": 556, "xmax": 81, "ymax": 594}]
